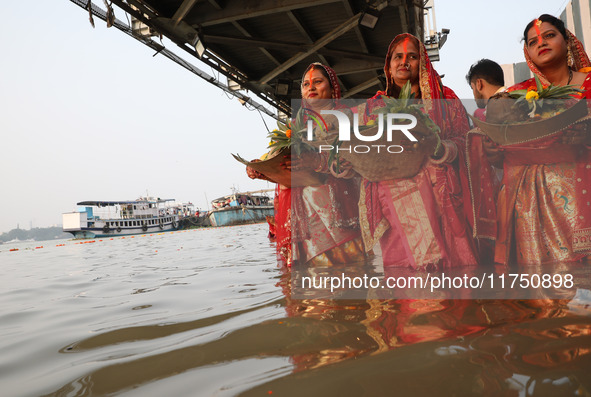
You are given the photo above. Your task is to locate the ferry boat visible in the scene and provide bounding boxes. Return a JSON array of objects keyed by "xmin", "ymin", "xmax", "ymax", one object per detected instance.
[
  {"xmin": 62, "ymin": 197, "xmax": 182, "ymax": 238},
  {"xmin": 208, "ymin": 189, "xmax": 274, "ymax": 227}
]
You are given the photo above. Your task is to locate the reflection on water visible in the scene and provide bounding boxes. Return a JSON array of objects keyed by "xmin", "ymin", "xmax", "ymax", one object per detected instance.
[
  {"xmin": 273, "ymin": 265, "xmax": 591, "ymax": 396},
  {"xmin": 0, "ymin": 225, "xmax": 590, "ymax": 396}
]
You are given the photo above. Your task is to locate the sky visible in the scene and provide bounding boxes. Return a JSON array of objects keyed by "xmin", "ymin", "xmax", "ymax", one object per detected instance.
[{"xmin": 0, "ymin": 0, "xmax": 569, "ymax": 233}]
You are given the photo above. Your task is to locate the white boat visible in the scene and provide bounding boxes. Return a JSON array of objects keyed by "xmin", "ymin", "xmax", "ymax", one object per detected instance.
[
  {"xmin": 208, "ymin": 189, "xmax": 274, "ymax": 227},
  {"xmin": 62, "ymin": 197, "xmax": 181, "ymax": 238}
]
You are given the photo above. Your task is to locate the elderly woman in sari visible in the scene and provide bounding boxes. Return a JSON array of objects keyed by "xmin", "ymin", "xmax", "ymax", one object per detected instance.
[
  {"xmin": 360, "ymin": 33, "xmax": 479, "ymax": 269},
  {"xmin": 475, "ymin": 15, "xmax": 591, "ymax": 265}
]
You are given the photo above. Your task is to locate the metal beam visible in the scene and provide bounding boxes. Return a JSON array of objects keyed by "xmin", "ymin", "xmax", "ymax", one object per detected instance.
[
  {"xmin": 207, "ymin": 0, "xmax": 222, "ymax": 10},
  {"xmin": 231, "ymin": 21, "xmax": 281, "ymax": 66},
  {"xmin": 413, "ymin": 0, "xmax": 424, "ymax": 38},
  {"xmin": 171, "ymin": 0, "xmax": 199, "ymax": 26},
  {"xmin": 342, "ymin": 77, "xmax": 381, "ymax": 98},
  {"xmin": 341, "ymin": 0, "xmax": 368, "ymax": 53},
  {"xmin": 341, "ymin": 0, "xmax": 384, "ymax": 91},
  {"xmin": 205, "ymin": 34, "xmax": 306, "ymax": 50},
  {"xmin": 331, "ymin": 59, "xmax": 383, "ymax": 76},
  {"xmin": 258, "ymin": 12, "xmax": 361, "ymax": 85},
  {"xmin": 202, "ymin": 34, "xmax": 384, "ymax": 62},
  {"xmin": 191, "ymin": 0, "xmax": 342, "ymax": 27},
  {"xmin": 286, "ymin": 10, "xmax": 348, "ymax": 91},
  {"xmin": 398, "ymin": 2, "xmax": 408, "ymax": 33}
]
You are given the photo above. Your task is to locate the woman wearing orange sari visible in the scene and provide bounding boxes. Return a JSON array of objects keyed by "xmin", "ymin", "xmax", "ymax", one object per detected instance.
[
  {"xmin": 361, "ymin": 33, "xmax": 478, "ymax": 269},
  {"xmin": 473, "ymin": 15, "xmax": 591, "ymax": 265}
]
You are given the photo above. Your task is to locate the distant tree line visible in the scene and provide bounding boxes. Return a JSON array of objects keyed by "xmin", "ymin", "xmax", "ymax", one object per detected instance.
[{"xmin": 0, "ymin": 227, "xmax": 70, "ymax": 243}]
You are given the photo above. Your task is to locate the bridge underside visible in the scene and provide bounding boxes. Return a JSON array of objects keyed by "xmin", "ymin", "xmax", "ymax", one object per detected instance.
[{"xmin": 71, "ymin": 0, "xmax": 426, "ymax": 120}]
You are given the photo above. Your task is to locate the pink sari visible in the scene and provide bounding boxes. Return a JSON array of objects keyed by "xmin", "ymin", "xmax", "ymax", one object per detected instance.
[{"xmin": 360, "ymin": 34, "xmax": 478, "ymax": 269}]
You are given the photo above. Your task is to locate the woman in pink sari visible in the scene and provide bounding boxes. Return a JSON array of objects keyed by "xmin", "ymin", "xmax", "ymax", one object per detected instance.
[
  {"xmin": 361, "ymin": 33, "xmax": 478, "ymax": 269},
  {"xmin": 472, "ymin": 15, "xmax": 591, "ymax": 265}
]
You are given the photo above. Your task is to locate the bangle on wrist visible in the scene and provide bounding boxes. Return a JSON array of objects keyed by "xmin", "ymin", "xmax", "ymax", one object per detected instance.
[{"xmin": 430, "ymin": 141, "xmax": 457, "ymax": 164}]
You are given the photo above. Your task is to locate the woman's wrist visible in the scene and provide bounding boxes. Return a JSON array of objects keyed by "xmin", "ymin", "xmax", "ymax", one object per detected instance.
[
  {"xmin": 314, "ymin": 152, "xmax": 330, "ymax": 173},
  {"xmin": 430, "ymin": 140, "xmax": 457, "ymax": 164}
]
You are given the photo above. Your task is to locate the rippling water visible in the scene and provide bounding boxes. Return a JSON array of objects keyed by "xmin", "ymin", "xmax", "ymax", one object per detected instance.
[{"xmin": 1, "ymin": 225, "xmax": 590, "ymax": 396}]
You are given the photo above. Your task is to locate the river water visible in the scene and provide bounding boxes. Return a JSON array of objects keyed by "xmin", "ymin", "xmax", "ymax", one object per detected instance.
[{"xmin": 1, "ymin": 224, "xmax": 590, "ymax": 396}]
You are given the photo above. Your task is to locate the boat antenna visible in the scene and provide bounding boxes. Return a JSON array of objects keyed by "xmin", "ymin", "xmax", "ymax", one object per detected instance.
[{"xmin": 204, "ymin": 192, "xmax": 210, "ymax": 210}]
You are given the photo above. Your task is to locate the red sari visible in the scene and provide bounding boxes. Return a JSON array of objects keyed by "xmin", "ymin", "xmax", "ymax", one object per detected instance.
[
  {"xmin": 495, "ymin": 73, "xmax": 591, "ymax": 264},
  {"xmin": 246, "ymin": 161, "xmax": 292, "ymax": 265},
  {"xmin": 360, "ymin": 34, "xmax": 478, "ymax": 269},
  {"xmin": 291, "ymin": 63, "xmax": 366, "ymax": 266},
  {"xmin": 469, "ymin": 29, "xmax": 591, "ymax": 265},
  {"xmin": 275, "ymin": 184, "xmax": 292, "ymax": 265}
]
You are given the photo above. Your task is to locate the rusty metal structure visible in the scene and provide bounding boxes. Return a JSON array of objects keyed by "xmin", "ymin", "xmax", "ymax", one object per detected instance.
[{"xmin": 69, "ymin": 0, "xmax": 444, "ymax": 120}]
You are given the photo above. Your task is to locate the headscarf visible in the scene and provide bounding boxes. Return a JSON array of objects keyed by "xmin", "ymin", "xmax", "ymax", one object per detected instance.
[
  {"xmin": 301, "ymin": 62, "xmax": 341, "ymax": 102},
  {"xmin": 383, "ymin": 33, "xmax": 444, "ymax": 102},
  {"xmin": 523, "ymin": 28, "xmax": 591, "ymax": 86},
  {"xmin": 378, "ymin": 33, "xmax": 469, "ymax": 139},
  {"xmin": 299, "ymin": 62, "xmax": 346, "ymax": 138}
]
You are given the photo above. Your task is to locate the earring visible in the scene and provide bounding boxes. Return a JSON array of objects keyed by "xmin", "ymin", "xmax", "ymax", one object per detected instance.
[{"xmin": 567, "ymin": 46, "xmax": 575, "ymax": 67}]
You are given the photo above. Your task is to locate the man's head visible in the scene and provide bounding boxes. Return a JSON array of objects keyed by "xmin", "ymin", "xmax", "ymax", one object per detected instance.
[{"xmin": 466, "ymin": 59, "xmax": 505, "ymax": 108}]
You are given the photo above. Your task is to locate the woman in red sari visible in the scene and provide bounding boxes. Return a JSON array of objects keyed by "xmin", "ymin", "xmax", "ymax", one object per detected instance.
[
  {"xmin": 361, "ymin": 33, "xmax": 478, "ymax": 269},
  {"xmin": 473, "ymin": 15, "xmax": 591, "ymax": 265},
  {"xmin": 291, "ymin": 62, "xmax": 366, "ymax": 266},
  {"xmin": 250, "ymin": 63, "xmax": 367, "ymax": 266}
]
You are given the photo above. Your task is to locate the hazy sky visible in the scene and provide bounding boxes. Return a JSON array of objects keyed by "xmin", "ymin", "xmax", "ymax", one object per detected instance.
[{"xmin": 0, "ymin": 0, "xmax": 567, "ymax": 233}]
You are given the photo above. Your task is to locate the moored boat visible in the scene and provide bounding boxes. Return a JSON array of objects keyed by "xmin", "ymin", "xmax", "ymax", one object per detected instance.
[
  {"xmin": 208, "ymin": 189, "xmax": 274, "ymax": 227},
  {"xmin": 62, "ymin": 197, "xmax": 182, "ymax": 238}
]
